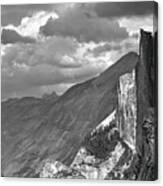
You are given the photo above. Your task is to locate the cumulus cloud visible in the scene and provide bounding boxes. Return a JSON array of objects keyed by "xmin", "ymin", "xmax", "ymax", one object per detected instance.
[
  {"xmin": 118, "ymin": 15, "xmax": 154, "ymax": 36},
  {"xmin": 2, "ymin": 36, "xmax": 116, "ymax": 100},
  {"xmin": 1, "ymin": 4, "xmax": 56, "ymax": 26},
  {"xmin": 1, "ymin": 2, "xmax": 155, "ymax": 27},
  {"xmin": 1, "ymin": 58, "xmax": 108, "ymax": 100},
  {"xmin": 94, "ymin": 1, "xmax": 154, "ymax": 18},
  {"xmin": 92, "ymin": 43, "xmax": 122, "ymax": 57},
  {"xmin": 1, "ymin": 28, "xmax": 35, "ymax": 44},
  {"xmin": 1, "ymin": 59, "xmax": 109, "ymax": 93},
  {"xmin": 2, "ymin": 2, "xmax": 154, "ymax": 100},
  {"xmin": 3, "ymin": 11, "xmax": 58, "ymax": 39},
  {"xmin": 2, "ymin": 35, "xmax": 138, "ymax": 100},
  {"xmin": 2, "ymin": 36, "xmax": 79, "ymax": 68},
  {"xmin": 40, "ymin": 5, "xmax": 128, "ymax": 43}
]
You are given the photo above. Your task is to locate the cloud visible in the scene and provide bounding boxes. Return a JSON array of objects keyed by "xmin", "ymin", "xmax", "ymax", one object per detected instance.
[
  {"xmin": 118, "ymin": 15, "xmax": 154, "ymax": 35},
  {"xmin": 1, "ymin": 56, "xmax": 108, "ymax": 100},
  {"xmin": 2, "ymin": 11, "xmax": 58, "ymax": 39},
  {"xmin": 94, "ymin": 1, "xmax": 154, "ymax": 18},
  {"xmin": 2, "ymin": 35, "xmax": 138, "ymax": 100},
  {"xmin": 1, "ymin": 2, "xmax": 155, "ymax": 27},
  {"xmin": 40, "ymin": 5, "xmax": 128, "ymax": 43},
  {"xmin": 2, "ymin": 36, "xmax": 115, "ymax": 100},
  {"xmin": 2, "ymin": 36, "xmax": 79, "ymax": 68},
  {"xmin": 1, "ymin": 4, "xmax": 56, "ymax": 26},
  {"xmin": 2, "ymin": 3, "xmax": 147, "ymax": 100},
  {"xmin": 1, "ymin": 28, "xmax": 36, "ymax": 44},
  {"xmin": 1, "ymin": 27, "xmax": 139, "ymax": 100},
  {"xmin": 1, "ymin": 59, "xmax": 108, "ymax": 94},
  {"xmin": 92, "ymin": 43, "xmax": 122, "ymax": 57}
]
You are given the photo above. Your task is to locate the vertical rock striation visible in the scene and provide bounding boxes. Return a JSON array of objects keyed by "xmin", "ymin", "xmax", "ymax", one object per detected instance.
[
  {"xmin": 136, "ymin": 29, "xmax": 154, "ymax": 154},
  {"xmin": 1, "ymin": 28, "xmax": 157, "ymax": 180},
  {"xmin": 132, "ymin": 29, "xmax": 157, "ymax": 180},
  {"xmin": 117, "ymin": 69, "xmax": 137, "ymax": 152},
  {"xmin": 38, "ymin": 30, "xmax": 158, "ymax": 180}
]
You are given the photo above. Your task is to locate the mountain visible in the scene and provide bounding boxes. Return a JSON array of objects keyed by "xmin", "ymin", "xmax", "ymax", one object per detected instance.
[{"xmin": 1, "ymin": 30, "xmax": 157, "ymax": 180}]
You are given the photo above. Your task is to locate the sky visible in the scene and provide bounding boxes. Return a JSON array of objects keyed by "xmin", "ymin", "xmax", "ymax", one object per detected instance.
[{"xmin": 1, "ymin": 2, "xmax": 157, "ymax": 100}]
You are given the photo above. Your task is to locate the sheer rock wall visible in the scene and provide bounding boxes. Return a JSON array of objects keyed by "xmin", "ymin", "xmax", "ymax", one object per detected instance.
[{"xmin": 117, "ymin": 70, "xmax": 137, "ymax": 152}]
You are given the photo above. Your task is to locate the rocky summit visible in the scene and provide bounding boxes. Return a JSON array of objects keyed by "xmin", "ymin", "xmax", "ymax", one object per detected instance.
[{"xmin": 1, "ymin": 30, "xmax": 157, "ymax": 180}]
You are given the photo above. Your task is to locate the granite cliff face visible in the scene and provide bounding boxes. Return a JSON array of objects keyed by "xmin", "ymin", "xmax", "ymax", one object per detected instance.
[
  {"xmin": 117, "ymin": 69, "xmax": 137, "ymax": 151},
  {"xmin": 135, "ymin": 30, "xmax": 157, "ymax": 180},
  {"xmin": 1, "ymin": 30, "xmax": 157, "ymax": 180}
]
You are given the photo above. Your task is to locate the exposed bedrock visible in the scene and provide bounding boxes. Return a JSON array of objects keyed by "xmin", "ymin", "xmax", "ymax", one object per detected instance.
[
  {"xmin": 135, "ymin": 29, "xmax": 157, "ymax": 180},
  {"xmin": 116, "ymin": 69, "xmax": 137, "ymax": 152},
  {"xmin": 1, "ymin": 30, "xmax": 157, "ymax": 180},
  {"xmin": 1, "ymin": 52, "xmax": 139, "ymax": 177}
]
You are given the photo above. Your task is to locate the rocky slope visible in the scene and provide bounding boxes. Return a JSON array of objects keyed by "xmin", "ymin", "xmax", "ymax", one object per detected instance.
[{"xmin": 1, "ymin": 30, "xmax": 157, "ymax": 180}]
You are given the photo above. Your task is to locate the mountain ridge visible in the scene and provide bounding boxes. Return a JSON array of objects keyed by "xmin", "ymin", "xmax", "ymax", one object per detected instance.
[{"xmin": 1, "ymin": 51, "xmax": 139, "ymax": 177}]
